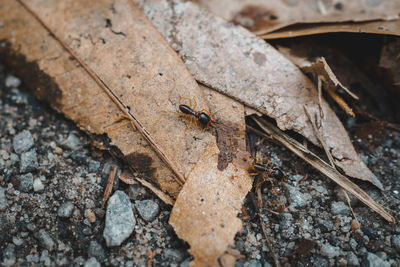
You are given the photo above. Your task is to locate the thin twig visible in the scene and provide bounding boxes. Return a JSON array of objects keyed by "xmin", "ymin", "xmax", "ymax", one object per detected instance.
[{"xmin": 101, "ymin": 166, "xmax": 118, "ymax": 209}]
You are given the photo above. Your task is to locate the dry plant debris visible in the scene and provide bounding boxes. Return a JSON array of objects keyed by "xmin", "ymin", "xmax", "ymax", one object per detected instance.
[
  {"xmin": 135, "ymin": 0, "xmax": 382, "ymax": 189},
  {"xmin": 191, "ymin": 0, "xmax": 400, "ymax": 35},
  {"xmin": 261, "ymin": 20, "xmax": 400, "ymax": 39}
]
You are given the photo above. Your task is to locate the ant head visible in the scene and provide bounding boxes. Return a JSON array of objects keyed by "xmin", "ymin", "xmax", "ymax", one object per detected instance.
[{"xmin": 271, "ymin": 167, "xmax": 285, "ymax": 181}]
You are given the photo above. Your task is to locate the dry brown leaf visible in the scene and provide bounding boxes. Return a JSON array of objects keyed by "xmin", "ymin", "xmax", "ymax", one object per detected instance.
[
  {"xmin": 276, "ymin": 48, "xmax": 357, "ymax": 116},
  {"xmin": 0, "ymin": 0, "xmax": 185, "ymax": 198},
  {"xmin": 169, "ymin": 86, "xmax": 252, "ymax": 266},
  {"xmin": 262, "ymin": 20, "xmax": 400, "ymax": 39},
  {"xmin": 135, "ymin": 0, "xmax": 383, "ymax": 189},
  {"xmin": 191, "ymin": 0, "xmax": 400, "ymax": 35}
]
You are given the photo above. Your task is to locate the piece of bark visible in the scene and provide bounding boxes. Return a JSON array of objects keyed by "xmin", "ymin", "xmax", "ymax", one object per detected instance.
[
  {"xmin": 192, "ymin": 0, "xmax": 400, "ymax": 35},
  {"xmin": 261, "ymin": 20, "xmax": 400, "ymax": 39},
  {"xmin": 135, "ymin": 0, "xmax": 383, "ymax": 188}
]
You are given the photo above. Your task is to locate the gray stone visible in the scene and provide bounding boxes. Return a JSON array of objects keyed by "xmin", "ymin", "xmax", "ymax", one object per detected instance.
[
  {"xmin": 347, "ymin": 252, "xmax": 359, "ymax": 266},
  {"xmin": 320, "ymin": 243, "xmax": 340, "ymax": 258},
  {"xmin": 57, "ymin": 201, "xmax": 75, "ymax": 218},
  {"xmin": 0, "ymin": 186, "xmax": 7, "ymax": 211},
  {"xmin": 88, "ymin": 160, "xmax": 100, "ymax": 173},
  {"xmin": 20, "ymin": 149, "xmax": 38, "ymax": 173},
  {"xmin": 331, "ymin": 201, "xmax": 350, "ymax": 215},
  {"xmin": 40, "ymin": 250, "xmax": 51, "ymax": 266},
  {"xmin": 88, "ymin": 241, "xmax": 106, "ymax": 262},
  {"xmin": 5, "ymin": 74, "xmax": 21, "ymax": 88},
  {"xmin": 362, "ymin": 252, "xmax": 390, "ymax": 267},
  {"xmin": 316, "ymin": 218, "xmax": 333, "ymax": 232},
  {"xmin": 103, "ymin": 190, "xmax": 136, "ymax": 246},
  {"xmin": 84, "ymin": 257, "xmax": 101, "ymax": 267},
  {"xmin": 62, "ymin": 133, "xmax": 81, "ymax": 150},
  {"xmin": 135, "ymin": 199, "xmax": 160, "ymax": 222},
  {"xmin": 2, "ymin": 244, "xmax": 16, "ymax": 267},
  {"xmin": 12, "ymin": 236, "xmax": 23, "ymax": 246},
  {"xmin": 36, "ymin": 229, "xmax": 56, "ymax": 251},
  {"xmin": 286, "ymin": 184, "xmax": 311, "ymax": 209},
  {"xmin": 33, "ymin": 178, "xmax": 45, "ymax": 192},
  {"xmin": 180, "ymin": 258, "xmax": 191, "ymax": 267},
  {"xmin": 18, "ymin": 173, "xmax": 34, "ymax": 192},
  {"xmin": 244, "ymin": 260, "xmax": 262, "ymax": 267},
  {"xmin": 391, "ymin": 235, "xmax": 400, "ymax": 252},
  {"xmin": 13, "ymin": 130, "xmax": 34, "ymax": 154},
  {"xmin": 129, "ymin": 185, "xmax": 147, "ymax": 200},
  {"xmin": 163, "ymin": 248, "xmax": 184, "ymax": 263}
]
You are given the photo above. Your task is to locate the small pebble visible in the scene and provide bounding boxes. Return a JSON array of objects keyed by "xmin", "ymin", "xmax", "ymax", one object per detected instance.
[
  {"xmin": 391, "ymin": 235, "xmax": 400, "ymax": 253},
  {"xmin": 18, "ymin": 173, "xmax": 34, "ymax": 192},
  {"xmin": 13, "ymin": 130, "xmax": 34, "ymax": 154},
  {"xmin": 20, "ymin": 149, "xmax": 38, "ymax": 173},
  {"xmin": 331, "ymin": 201, "xmax": 351, "ymax": 215},
  {"xmin": 85, "ymin": 209, "xmax": 96, "ymax": 223},
  {"xmin": 88, "ymin": 160, "xmax": 100, "ymax": 173},
  {"xmin": 0, "ymin": 186, "xmax": 7, "ymax": 211},
  {"xmin": 62, "ymin": 133, "xmax": 82, "ymax": 150},
  {"xmin": 103, "ymin": 190, "xmax": 136, "ymax": 247},
  {"xmin": 54, "ymin": 147, "xmax": 63, "ymax": 155},
  {"xmin": 2, "ymin": 244, "xmax": 16, "ymax": 267},
  {"xmin": 362, "ymin": 252, "xmax": 390, "ymax": 267},
  {"xmin": 12, "ymin": 236, "xmax": 23, "ymax": 246},
  {"xmin": 5, "ymin": 74, "xmax": 21, "ymax": 88},
  {"xmin": 33, "ymin": 178, "xmax": 45, "ymax": 192},
  {"xmin": 36, "ymin": 229, "xmax": 55, "ymax": 251},
  {"xmin": 320, "ymin": 243, "xmax": 340, "ymax": 258},
  {"xmin": 135, "ymin": 199, "xmax": 160, "ymax": 222},
  {"xmin": 84, "ymin": 257, "xmax": 101, "ymax": 267},
  {"xmin": 88, "ymin": 241, "xmax": 106, "ymax": 262},
  {"xmin": 57, "ymin": 201, "xmax": 75, "ymax": 218},
  {"xmin": 351, "ymin": 219, "xmax": 361, "ymax": 230}
]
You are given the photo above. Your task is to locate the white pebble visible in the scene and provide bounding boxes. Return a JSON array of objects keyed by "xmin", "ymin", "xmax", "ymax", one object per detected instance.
[
  {"xmin": 5, "ymin": 75, "xmax": 21, "ymax": 88},
  {"xmin": 33, "ymin": 178, "xmax": 45, "ymax": 192}
]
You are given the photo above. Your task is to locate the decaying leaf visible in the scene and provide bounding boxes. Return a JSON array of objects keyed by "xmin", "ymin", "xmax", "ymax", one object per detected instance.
[
  {"xmin": 276, "ymin": 48, "xmax": 357, "ymax": 116},
  {"xmin": 1, "ymin": 1, "xmax": 253, "ymax": 265},
  {"xmin": 0, "ymin": 0, "xmax": 185, "ymax": 198},
  {"xmin": 135, "ymin": 0, "xmax": 383, "ymax": 188},
  {"xmin": 169, "ymin": 85, "xmax": 252, "ymax": 266},
  {"xmin": 191, "ymin": 0, "xmax": 400, "ymax": 35},
  {"xmin": 261, "ymin": 20, "xmax": 400, "ymax": 39}
]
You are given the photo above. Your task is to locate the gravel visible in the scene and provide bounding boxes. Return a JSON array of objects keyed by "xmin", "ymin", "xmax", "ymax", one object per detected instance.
[
  {"xmin": 0, "ymin": 186, "xmax": 7, "ymax": 210},
  {"xmin": 19, "ymin": 149, "xmax": 38, "ymax": 173},
  {"xmin": 36, "ymin": 229, "xmax": 56, "ymax": 251},
  {"xmin": 103, "ymin": 190, "xmax": 136, "ymax": 247},
  {"xmin": 17, "ymin": 173, "xmax": 34, "ymax": 192},
  {"xmin": 12, "ymin": 130, "xmax": 34, "ymax": 154},
  {"xmin": 33, "ymin": 178, "xmax": 45, "ymax": 192},
  {"xmin": 135, "ymin": 199, "xmax": 160, "ymax": 222},
  {"xmin": 84, "ymin": 257, "xmax": 101, "ymax": 267},
  {"xmin": 331, "ymin": 201, "xmax": 351, "ymax": 215},
  {"xmin": 57, "ymin": 201, "xmax": 75, "ymax": 218}
]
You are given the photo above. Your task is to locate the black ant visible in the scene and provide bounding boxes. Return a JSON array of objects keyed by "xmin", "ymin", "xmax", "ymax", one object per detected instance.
[
  {"xmin": 179, "ymin": 104, "xmax": 215, "ymax": 128},
  {"xmin": 167, "ymin": 98, "xmax": 215, "ymax": 129},
  {"xmin": 248, "ymin": 160, "xmax": 286, "ymax": 188}
]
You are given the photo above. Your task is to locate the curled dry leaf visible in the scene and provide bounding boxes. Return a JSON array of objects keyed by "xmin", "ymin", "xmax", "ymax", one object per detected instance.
[
  {"xmin": 262, "ymin": 20, "xmax": 400, "ymax": 39},
  {"xmin": 135, "ymin": 0, "xmax": 383, "ymax": 188},
  {"xmin": 191, "ymin": 0, "xmax": 400, "ymax": 35},
  {"xmin": 1, "ymin": 1, "xmax": 253, "ymax": 265},
  {"xmin": 276, "ymin": 48, "xmax": 357, "ymax": 116}
]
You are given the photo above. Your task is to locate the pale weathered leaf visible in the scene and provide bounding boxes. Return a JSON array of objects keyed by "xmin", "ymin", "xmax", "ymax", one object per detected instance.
[
  {"xmin": 191, "ymin": 0, "xmax": 400, "ymax": 35},
  {"xmin": 135, "ymin": 0, "xmax": 383, "ymax": 188}
]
